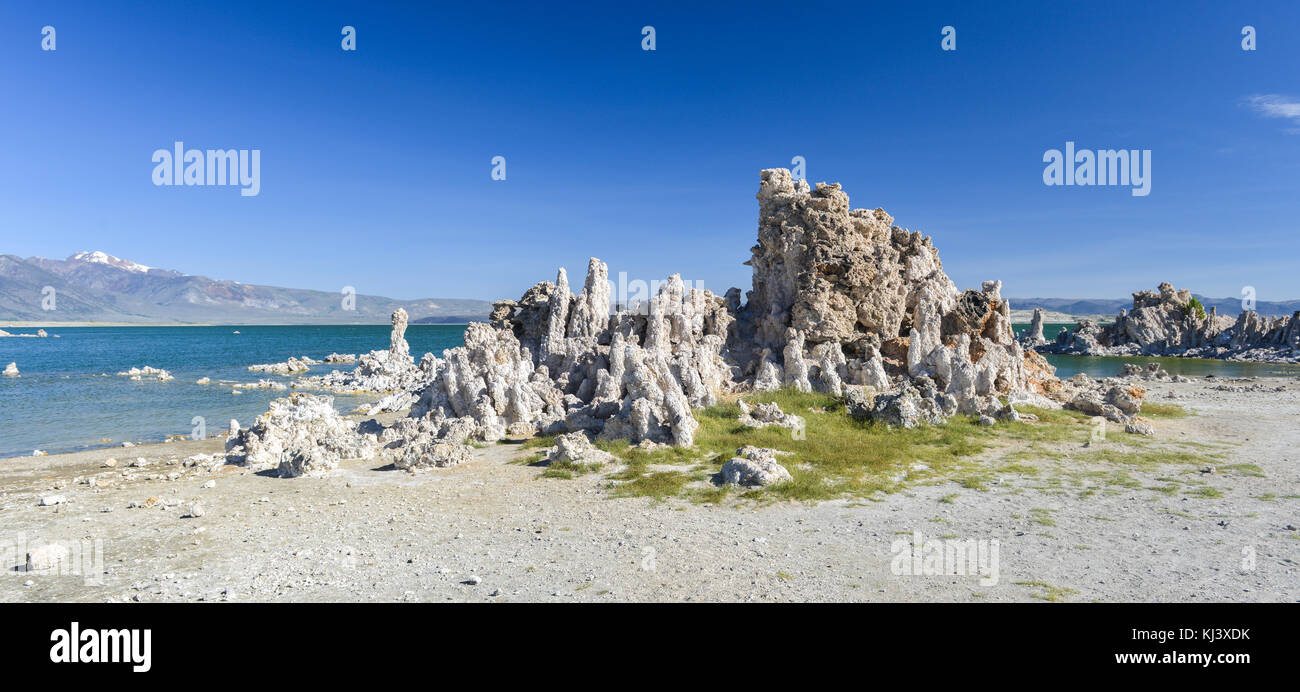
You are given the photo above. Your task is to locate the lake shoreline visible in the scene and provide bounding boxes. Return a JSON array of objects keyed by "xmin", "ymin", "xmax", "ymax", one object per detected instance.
[
  {"xmin": 0, "ymin": 324, "xmax": 470, "ymax": 459},
  {"xmin": 2, "ymin": 321, "xmax": 480, "ymax": 328},
  {"xmin": 5, "ymin": 377, "xmax": 1297, "ymax": 603}
]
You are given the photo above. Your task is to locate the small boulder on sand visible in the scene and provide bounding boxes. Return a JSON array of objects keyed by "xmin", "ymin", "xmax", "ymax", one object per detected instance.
[
  {"xmin": 26, "ymin": 543, "xmax": 70, "ymax": 571},
  {"xmin": 394, "ymin": 438, "xmax": 473, "ymax": 473},
  {"xmin": 1125, "ymin": 421, "xmax": 1154, "ymax": 436},
  {"xmin": 719, "ymin": 446, "xmax": 792, "ymax": 487},
  {"xmin": 541, "ymin": 432, "xmax": 616, "ymax": 467}
]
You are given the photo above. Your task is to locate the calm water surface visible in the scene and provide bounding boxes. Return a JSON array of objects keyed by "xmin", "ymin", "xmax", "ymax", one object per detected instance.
[{"xmin": 0, "ymin": 325, "xmax": 466, "ymax": 458}]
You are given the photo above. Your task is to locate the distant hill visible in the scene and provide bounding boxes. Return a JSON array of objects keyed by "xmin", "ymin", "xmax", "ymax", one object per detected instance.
[
  {"xmin": 0, "ymin": 252, "xmax": 491, "ymax": 325},
  {"xmin": 1010, "ymin": 294, "xmax": 1300, "ymax": 319}
]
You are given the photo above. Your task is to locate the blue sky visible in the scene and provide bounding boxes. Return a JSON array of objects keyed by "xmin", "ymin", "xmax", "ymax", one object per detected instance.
[{"xmin": 2, "ymin": 1, "xmax": 1298, "ymax": 303}]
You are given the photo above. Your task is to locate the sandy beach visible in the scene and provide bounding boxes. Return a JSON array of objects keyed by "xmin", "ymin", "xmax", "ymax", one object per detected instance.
[{"xmin": 4, "ymin": 377, "xmax": 1296, "ymax": 603}]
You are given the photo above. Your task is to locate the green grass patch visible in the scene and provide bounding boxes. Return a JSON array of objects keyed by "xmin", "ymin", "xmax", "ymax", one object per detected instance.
[
  {"xmin": 600, "ymin": 388, "xmax": 1012, "ymax": 501},
  {"xmin": 1028, "ymin": 508, "xmax": 1057, "ymax": 526},
  {"xmin": 1139, "ymin": 402, "xmax": 1190, "ymax": 419},
  {"xmin": 611, "ymin": 470, "xmax": 691, "ymax": 500},
  {"xmin": 1014, "ymin": 580, "xmax": 1079, "ymax": 602},
  {"xmin": 529, "ymin": 387, "xmax": 1224, "ymax": 505},
  {"xmin": 539, "ymin": 460, "xmax": 603, "ymax": 479}
]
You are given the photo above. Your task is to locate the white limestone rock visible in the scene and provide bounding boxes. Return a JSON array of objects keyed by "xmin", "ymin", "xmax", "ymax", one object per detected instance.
[
  {"xmin": 26, "ymin": 543, "xmax": 70, "ymax": 571},
  {"xmin": 737, "ymin": 400, "xmax": 804, "ymax": 431},
  {"xmin": 117, "ymin": 366, "xmax": 174, "ymax": 381},
  {"xmin": 1022, "ymin": 308, "xmax": 1047, "ymax": 347},
  {"xmin": 541, "ymin": 432, "xmax": 616, "ymax": 467},
  {"xmin": 1125, "ymin": 421, "xmax": 1154, "ymax": 436},
  {"xmin": 782, "ymin": 328, "xmax": 812, "ymax": 392},
  {"xmin": 224, "ymin": 394, "xmax": 378, "ymax": 477},
  {"xmin": 394, "ymin": 437, "xmax": 472, "ymax": 473},
  {"xmin": 720, "ymin": 446, "xmax": 792, "ymax": 487}
]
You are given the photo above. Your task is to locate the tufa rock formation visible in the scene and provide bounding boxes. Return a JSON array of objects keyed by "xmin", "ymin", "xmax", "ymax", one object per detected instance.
[
  {"xmin": 249, "ymin": 355, "xmax": 317, "ymax": 374},
  {"xmin": 1021, "ymin": 308, "xmax": 1048, "ymax": 347},
  {"xmin": 303, "ymin": 307, "xmax": 432, "ymax": 400},
  {"xmin": 1042, "ymin": 282, "xmax": 1300, "ymax": 363},
  {"xmin": 225, "ymin": 394, "xmax": 379, "ymax": 477},
  {"xmin": 733, "ymin": 170, "xmax": 1059, "ymax": 413},
  {"xmin": 235, "ymin": 169, "xmax": 1103, "ymax": 475},
  {"xmin": 539, "ymin": 432, "xmax": 618, "ymax": 467}
]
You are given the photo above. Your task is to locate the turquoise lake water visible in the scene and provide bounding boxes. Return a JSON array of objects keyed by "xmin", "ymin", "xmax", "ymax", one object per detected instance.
[
  {"xmin": 3, "ymin": 324, "xmax": 1296, "ymax": 459},
  {"xmin": 1013, "ymin": 323, "xmax": 1300, "ymax": 379},
  {"xmin": 0, "ymin": 325, "xmax": 466, "ymax": 458}
]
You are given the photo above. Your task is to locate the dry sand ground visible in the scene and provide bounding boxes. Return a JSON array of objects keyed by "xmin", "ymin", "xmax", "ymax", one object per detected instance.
[{"xmin": 3, "ymin": 379, "xmax": 1297, "ymax": 603}]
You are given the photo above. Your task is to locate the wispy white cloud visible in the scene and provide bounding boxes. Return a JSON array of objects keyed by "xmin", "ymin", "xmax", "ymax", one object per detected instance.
[{"xmin": 1246, "ymin": 94, "xmax": 1300, "ymax": 134}]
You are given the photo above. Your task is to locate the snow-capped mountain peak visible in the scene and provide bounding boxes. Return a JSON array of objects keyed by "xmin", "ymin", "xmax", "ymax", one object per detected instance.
[{"xmin": 68, "ymin": 251, "xmax": 153, "ymax": 274}]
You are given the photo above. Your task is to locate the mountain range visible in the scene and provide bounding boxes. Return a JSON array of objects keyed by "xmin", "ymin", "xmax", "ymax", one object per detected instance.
[
  {"xmin": 3, "ymin": 251, "xmax": 1295, "ymax": 325},
  {"xmin": 0, "ymin": 252, "xmax": 492, "ymax": 324}
]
